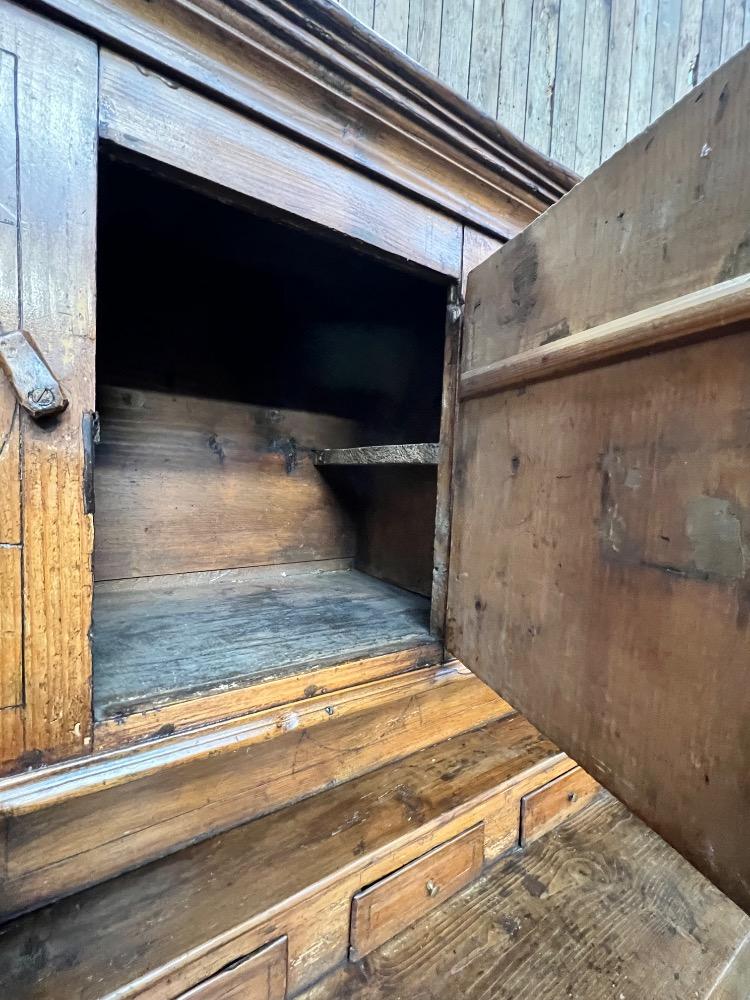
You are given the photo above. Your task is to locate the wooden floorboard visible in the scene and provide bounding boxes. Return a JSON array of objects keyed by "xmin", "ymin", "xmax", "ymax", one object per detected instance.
[
  {"xmin": 93, "ymin": 567, "xmax": 431, "ymax": 719},
  {"xmin": 301, "ymin": 794, "xmax": 750, "ymax": 999}
]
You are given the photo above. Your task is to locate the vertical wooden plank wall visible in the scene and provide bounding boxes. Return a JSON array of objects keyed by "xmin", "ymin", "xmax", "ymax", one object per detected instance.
[{"xmin": 347, "ymin": 0, "xmax": 749, "ymax": 174}]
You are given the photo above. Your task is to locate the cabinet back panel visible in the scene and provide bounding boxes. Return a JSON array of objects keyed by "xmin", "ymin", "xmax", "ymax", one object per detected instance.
[{"xmin": 94, "ymin": 386, "xmax": 359, "ymax": 581}]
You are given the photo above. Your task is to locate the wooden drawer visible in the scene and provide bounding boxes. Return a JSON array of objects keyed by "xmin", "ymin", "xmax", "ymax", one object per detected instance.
[
  {"xmin": 178, "ymin": 937, "xmax": 287, "ymax": 999},
  {"xmin": 520, "ymin": 767, "xmax": 601, "ymax": 845},
  {"xmin": 349, "ymin": 824, "xmax": 484, "ymax": 960}
]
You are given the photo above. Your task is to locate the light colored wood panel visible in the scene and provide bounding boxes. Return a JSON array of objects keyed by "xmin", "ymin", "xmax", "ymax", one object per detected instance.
[
  {"xmin": 94, "ymin": 386, "xmax": 358, "ymax": 581},
  {"xmin": 601, "ymin": 0, "xmax": 636, "ymax": 159},
  {"xmin": 574, "ymin": 0, "xmax": 611, "ymax": 174},
  {"xmin": 627, "ymin": 0, "xmax": 658, "ymax": 138},
  {"xmin": 0, "ymin": 48, "xmax": 20, "ymax": 546},
  {"xmin": 180, "ymin": 937, "xmax": 287, "ymax": 1000},
  {"xmin": 314, "ymin": 443, "xmax": 438, "ymax": 465},
  {"xmin": 496, "ymin": 0, "xmax": 532, "ymax": 136},
  {"xmin": 520, "ymin": 766, "xmax": 602, "ymax": 844},
  {"xmin": 438, "ymin": 0, "xmax": 473, "ymax": 96},
  {"xmin": 2, "ymin": 664, "xmax": 512, "ymax": 918},
  {"xmin": 699, "ymin": 0, "xmax": 726, "ymax": 78},
  {"xmin": 301, "ymin": 796, "xmax": 750, "ymax": 1000},
  {"xmin": 99, "ymin": 52, "xmax": 463, "ymax": 278},
  {"xmin": 721, "ymin": 0, "xmax": 747, "ymax": 59},
  {"xmin": 0, "ymin": 3, "xmax": 98, "ymax": 764},
  {"xmin": 524, "ymin": 0, "xmax": 560, "ymax": 155},
  {"xmin": 349, "ymin": 824, "xmax": 484, "ymax": 959},
  {"xmin": 650, "ymin": 0, "xmax": 681, "ymax": 118},
  {"xmin": 549, "ymin": 0, "xmax": 586, "ymax": 166},
  {"xmin": 406, "ymin": 0, "xmax": 442, "ymax": 74},
  {"xmin": 373, "ymin": 0, "xmax": 409, "ymax": 52},
  {"xmin": 0, "ymin": 714, "xmax": 570, "ymax": 998},
  {"xmin": 95, "ymin": 642, "xmax": 441, "ymax": 750},
  {"xmin": 463, "ymin": 47, "xmax": 750, "ymax": 372},
  {"xmin": 339, "ymin": 0, "xmax": 374, "ymax": 26},
  {"xmin": 675, "ymin": 0, "xmax": 704, "ymax": 97},
  {"xmin": 467, "ymin": 0, "xmax": 504, "ymax": 114},
  {"xmin": 0, "ymin": 705, "xmax": 23, "ymax": 769},
  {"xmin": 0, "ymin": 545, "xmax": 22, "ymax": 709}
]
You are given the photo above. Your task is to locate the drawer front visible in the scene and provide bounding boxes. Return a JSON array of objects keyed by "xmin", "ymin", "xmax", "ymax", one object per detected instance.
[
  {"xmin": 520, "ymin": 767, "xmax": 601, "ymax": 845},
  {"xmin": 179, "ymin": 936, "xmax": 287, "ymax": 1000},
  {"xmin": 349, "ymin": 824, "xmax": 484, "ymax": 960}
]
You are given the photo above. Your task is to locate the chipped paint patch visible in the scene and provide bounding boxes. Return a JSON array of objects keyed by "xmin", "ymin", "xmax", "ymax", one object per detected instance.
[{"xmin": 686, "ymin": 496, "xmax": 748, "ymax": 581}]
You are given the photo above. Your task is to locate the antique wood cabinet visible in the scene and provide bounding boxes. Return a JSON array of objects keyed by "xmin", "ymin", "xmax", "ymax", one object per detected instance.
[{"xmin": 0, "ymin": 0, "xmax": 748, "ymax": 995}]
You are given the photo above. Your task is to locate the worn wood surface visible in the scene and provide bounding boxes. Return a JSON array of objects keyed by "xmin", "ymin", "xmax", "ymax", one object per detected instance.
[
  {"xmin": 0, "ymin": 2, "xmax": 98, "ymax": 770},
  {"xmin": 99, "ymin": 50, "xmax": 463, "ymax": 277},
  {"xmin": 314, "ymin": 444, "xmax": 438, "ymax": 465},
  {"xmin": 349, "ymin": 824, "xmax": 484, "ymax": 960},
  {"xmin": 450, "ymin": 49, "xmax": 750, "ymax": 912},
  {"xmin": 94, "ymin": 386, "xmax": 359, "ymax": 581},
  {"xmin": 342, "ymin": 0, "xmax": 749, "ymax": 174},
  {"xmin": 0, "ymin": 546, "xmax": 22, "ymax": 710},
  {"xmin": 181, "ymin": 937, "xmax": 287, "ymax": 1000},
  {"xmin": 301, "ymin": 795, "xmax": 750, "ymax": 999},
  {"xmin": 520, "ymin": 766, "xmax": 602, "ymax": 845},
  {"xmin": 461, "ymin": 272, "xmax": 750, "ymax": 399},
  {"xmin": 0, "ymin": 329, "xmax": 67, "ymax": 418},
  {"xmin": 0, "ymin": 714, "xmax": 570, "ymax": 998},
  {"xmin": 38, "ymin": 0, "xmax": 571, "ymax": 243},
  {"xmin": 1, "ymin": 663, "xmax": 511, "ymax": 920},
  {"xmin": 93, "ymin": 567, "xmax": 431, "ymax": 719},
  {"xmin": 94, "ymin": 641, "xmax": 441, "ymax": 750}
]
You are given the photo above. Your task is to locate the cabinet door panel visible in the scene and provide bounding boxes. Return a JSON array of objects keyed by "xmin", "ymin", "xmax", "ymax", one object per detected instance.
[{"xmin": 448, "ymin": 48, "xmax": 750, "ymax": 911}]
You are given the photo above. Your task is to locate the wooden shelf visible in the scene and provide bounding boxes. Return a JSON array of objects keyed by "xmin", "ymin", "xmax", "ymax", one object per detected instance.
[
  {"xmin": 92, "ymin": 566, "xmax": 431, "ymax": 720},
  {"xmin": 314, "ymin": 444, "xmax": 439, "ymax": 466}
]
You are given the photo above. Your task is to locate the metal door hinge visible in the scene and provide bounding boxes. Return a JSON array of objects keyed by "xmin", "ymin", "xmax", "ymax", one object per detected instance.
[{"xmin": 0, "ymin": 329, "xmax": 68, "ymax": 418}]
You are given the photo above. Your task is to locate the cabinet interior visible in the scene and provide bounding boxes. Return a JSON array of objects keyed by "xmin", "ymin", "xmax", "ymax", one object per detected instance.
[{"xmin": 92, "ymin": 152, "xmax": 449, "ymax": 721}]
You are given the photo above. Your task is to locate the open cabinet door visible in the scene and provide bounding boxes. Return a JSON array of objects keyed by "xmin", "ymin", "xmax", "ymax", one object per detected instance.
[{"xmin": 447, "ymin": 46, "xmax": 750, "ymax": 912}]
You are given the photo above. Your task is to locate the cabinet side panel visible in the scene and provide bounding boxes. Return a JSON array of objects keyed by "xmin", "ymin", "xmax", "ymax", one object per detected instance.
[{"xmin": 0, "ymin": 1, "xmax": 98, "ymax": 765}]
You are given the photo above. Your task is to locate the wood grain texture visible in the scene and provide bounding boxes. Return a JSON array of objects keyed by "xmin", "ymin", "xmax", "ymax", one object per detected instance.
[
  {"xmin": 93, "ymin": 567, "xmax": 431, "ymax": 719},
  {"xmin": 349, "ymin": 823, "xmax": 484, "ymax": 959},
  {"xmin": 0, "ymin": 714, "xmax": 570, "ymax": 998},
  {"xmin": 519, "ymin": 766, "xmax": 602, "ymax": 844},
  {"xmin": 461, "ymin": 273, "xmax": 750, "ymax": 398},
  {"xmin": 0, "ymin": 664, "xmax": 512, "ymax": 920},
  {"xmin": 99, "ymin": 51, "xmax": 463, "ymax": 277},
  {"xmin": 0, "ymin": 2, "xmax": 98, "ymax": 767},
  {"xmin": 314, "ymin": 443, "xmax": 438, "ymax": 465},
  {"xmin": 450, "ymin": 48, "xmax": 750, "ymax": 912},
  {"xmin": 300, "ymin": 795, "xmax": 750, "ymax": 1000},
  {"xmin": 94, "ymin": 386, "xmax": 359, "ymax": 581},
  {"xmin": 0, "ymin": 329, "xmax": 68, "ymax": 418},
  {"xmin": 180, "ymin": 937, "xmax": 287, "ymax": 1000},
  {"xmin": 0, "ymin": 546, "xmax": 22, "ymax": 710},
  {"xmin": 94, "ymin": 642, "xmax": 441, "ymax": 749}
]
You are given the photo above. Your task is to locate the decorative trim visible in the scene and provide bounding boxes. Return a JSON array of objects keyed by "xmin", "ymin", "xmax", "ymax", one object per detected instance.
[{"xmin": 29, "ymin": 0, "xmax": 578, "ymax": 238}]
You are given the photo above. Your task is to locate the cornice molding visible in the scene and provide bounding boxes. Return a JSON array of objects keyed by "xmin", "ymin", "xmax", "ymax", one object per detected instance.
[{"xmin": 28, "ymin": 0, "xmax": 579, "ymax": 238}]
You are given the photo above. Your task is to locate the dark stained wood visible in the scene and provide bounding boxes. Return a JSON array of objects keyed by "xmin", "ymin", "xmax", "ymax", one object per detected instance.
[
  {"xmin": 99, "ymin": 50, "xmax": 463, "ymax": 278},
  {"xmin": 0, "ymin": 663, "xmax": 513, "ymax": 920},
  {"xmin": 300, "ymin": 795, "xmax": 750, "ymax": 1000},
  {"xmin": 449, "ymin": 48, "xmax": 750, "ymax": 911},
  {"xmin": 349, "ymin": 823, "xmax": 484, "ymax": 960},
  {"xmin": 93, "ymin": 566, "xmax": 432, "ymax": 719},
  {"xmin": 0, "ymin": 714, "xmax": 571, "ymax": 998},
  {"xmin": 0, "ymin": 329, "xmax": 67, "ymax": 418},
  {"xmin": 94, "ymin": 386, "xmax": 360, "ymax": 582},
  {"xmin": 314, "ymin": 443, "xmax": 439, "ymax": 465},
  {"xmin": 31, "ymin": 0, "xmax": 575, "ymax": 241}
]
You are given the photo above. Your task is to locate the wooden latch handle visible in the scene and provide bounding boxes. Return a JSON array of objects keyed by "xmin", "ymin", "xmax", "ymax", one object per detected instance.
[{"xmin": 0, "ymin": 329, "xmax": 68, "ymax": 418}]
